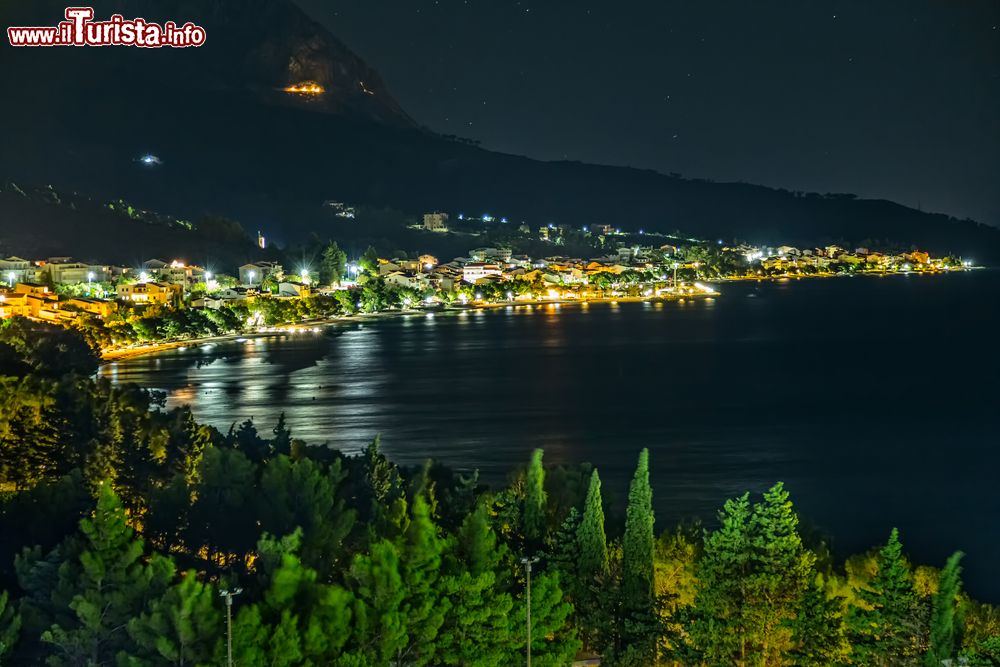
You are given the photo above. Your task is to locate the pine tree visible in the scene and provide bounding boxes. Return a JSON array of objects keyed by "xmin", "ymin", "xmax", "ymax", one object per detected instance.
[
  {"xmin": 258, "ymin": 455, "xmax": 356, "ymax": 577},
  {"xmin": 436, "ymin": 505, "xmax": 516, "ymax": 666},
  {"xmin": 40, "ymin": 484, "xmax": 173, "ymax": 666},
  {"xmin": 185, "ymin": 446, "xmax": 259, "ymax": 565},
  {"xmin": 688, "ymin": 492, "xmax": 752, "ymax": 664},
  {"xmin": 547, "ymin": 507, "xmax": 581, "ymax": 581},
  {"xmin": 395, "ymin": 494, "xmax": 449, "ymax": 666},
  {"xmin": 122, "ymin": 570, "xmax": 221, "ymax": 666},
  {"xmin": 270, "ymin": 412, "xmax": 292, "ymax": 456},
  {"xmin": 789, "ymin": 576, "xmax": 850, "ymax": 666},
  {"xmin": 523, "ymin": 449, "xmax": 547, "ymax": 547},
  {"xmin": 513, "ymin": 570, "xmax": 581, "ymax": 667},
  {"xmin": 0, "ymin": 590, "xmax": 21, "ymax": 663},
  {"xmin": 360, "ymin": 436, "xmax": 408, "ymax": 539},
  {"xmin": 345, "ymin": 540, "xmax": 408, "ymax": 665},
  {"xmin": 746, "ymin": 481, "xmax": 816, "ymax": 662},
  {"xmin": 926, "ymin": 551, "xmax": 964, "ymax": 666},
  {"xmin": 257, "ymin": 531, "xmax": 355, "ymax": 664},
  {"xmin": 846, "ymin": 528, "xmax": 924, "ymax": 666},
  {"xmin": 621, "ymin": 448, "xmax": 657, "ymax": 661}
]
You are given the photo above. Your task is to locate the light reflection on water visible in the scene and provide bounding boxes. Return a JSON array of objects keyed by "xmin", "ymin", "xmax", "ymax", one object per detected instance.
[{"xmin": 101, "ymin": 273, "xmax": 1000, "ymax": 600}]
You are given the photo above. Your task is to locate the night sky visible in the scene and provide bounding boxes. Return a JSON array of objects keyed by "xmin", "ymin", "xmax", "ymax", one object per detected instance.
[{"xmin": 296, "ymin": 0, "xmax": 1000, "ymax": 226}]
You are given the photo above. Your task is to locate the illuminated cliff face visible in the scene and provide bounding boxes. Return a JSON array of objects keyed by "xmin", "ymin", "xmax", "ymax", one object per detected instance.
[{"xmin": 284, "ymin": 81, "xmax": 324, "ymax": 95}]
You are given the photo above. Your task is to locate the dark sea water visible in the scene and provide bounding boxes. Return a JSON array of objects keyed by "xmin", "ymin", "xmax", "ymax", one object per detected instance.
[{"xmin": 101, "ymin": 272, "xmax": 1000, "ymax": 600}]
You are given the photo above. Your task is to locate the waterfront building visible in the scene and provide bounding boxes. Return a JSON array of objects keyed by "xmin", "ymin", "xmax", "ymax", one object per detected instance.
[
  {"xmin": 116, "ymin": 281, "xmax": 182, "ymax": 304},
  {"xmin": 462, "ymin": 263, "xmax": 503, "ymax": 283}
]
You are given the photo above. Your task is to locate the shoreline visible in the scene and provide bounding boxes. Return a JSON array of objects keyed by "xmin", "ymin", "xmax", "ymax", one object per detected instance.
[{"xmin": 98, "ymin": 268, "xmax": 975, "ymax": 362}]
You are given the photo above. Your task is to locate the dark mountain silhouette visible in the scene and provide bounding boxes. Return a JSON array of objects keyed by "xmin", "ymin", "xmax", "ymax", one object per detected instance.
[
  {"xmin": 1, "ymin": 0, "xmax": 998, "ymax": 262},
  {"xmin": 0, "ymin": 183, "xmax": 270, "ymax": 267}
]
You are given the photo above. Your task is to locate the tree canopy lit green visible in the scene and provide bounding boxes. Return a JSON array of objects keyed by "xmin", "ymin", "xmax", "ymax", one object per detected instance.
[{"xmin": 0, "ymin": 322, "xmax": 998, "ymax": 665}]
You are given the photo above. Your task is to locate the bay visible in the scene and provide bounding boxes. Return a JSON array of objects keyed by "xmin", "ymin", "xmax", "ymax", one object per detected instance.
[{"xmin": 101, "ymin": 271, "xmax": 1000, "ymax": 599}]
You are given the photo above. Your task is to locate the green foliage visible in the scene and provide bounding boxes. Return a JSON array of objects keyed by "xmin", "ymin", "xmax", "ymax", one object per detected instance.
[
  {"xmin": 37, "ymin": 485, "xmax": 173, "ymax": 666},
  {"xmin": 577, "ymin": 469, "xmax": 610, "ymax": 582},
  {"xmin": 359, "ymin": 245, "xmax": 380, "ymax": 275},
  {"xmin": 0, "ymin": 590, "xmax": 21, "ymax": 663},
  {"xmin": 344, "ymin": 539, "xmax": 407, "ymax": 664},
  {"xmin": 436, "ymin": 505, "xmax": 515, "ymax": 665},
  {"xmin": 121, "ymin": 571, "xmax": 220, "ymax": 666},
  {"xmin": 789, "ymin": 575, "xmax": 850, "ymax": 666},
  {"xmin": 926, "ymin": 551, "xmax": 964, "ymax": 666},
  {"xmin": 258, "ymin": 455, "xmax": 356, "ymax": 577},
  {"xmin": 622, "ymin": 448, "xmax": 655, "ymax": 610},
  {"xmin": 1, "ymin": 326, "xmax": 998, "ymax": 666},
  {"xmin": 523, "ymin": 448, "xmax": 547, "ymax": 547},
  {"xmin": 688, "ymin": 492, "xmax": 751, "ymax": 663},
  {"xmin": 228, "ymin": 531, "xmax": 354, "ymax": 665},
  {"xmin": 687, "ymin": 483, "xmax": 816, "ymax": 665},
  {"xmin": 619, "ymin": 448, "xmax": 658, "ymax": 662},
  {"xmin": 321, "ymin": 240, "xmax": 348, "ymax": 286},
  {"xmin": 846, "ymin": 528, "xmax": 926, "ymax": 666},
  {"xmin": 512, "ymin": 570, "xmax": 580, "ymax": 667}
]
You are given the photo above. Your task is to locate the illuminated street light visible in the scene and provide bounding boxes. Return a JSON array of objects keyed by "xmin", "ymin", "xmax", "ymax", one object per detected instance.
[
  {"xmin": 6, "ymin": 271, "xmax": 14, "ymax": 287},
  {"xmin": 205, "ymin": 271, "xmax": 213, "ymax": 280},
  {"xmin": 248, "ymin": 270, "xmax": 255, "ymax": 286},
  {"xmin": 139, "ymin": 271, "xmax": 149, "ymax": 283}
]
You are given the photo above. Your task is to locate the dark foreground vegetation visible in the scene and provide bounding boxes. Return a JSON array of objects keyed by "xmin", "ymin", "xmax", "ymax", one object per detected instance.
[{"xmin": 0, "ymin": 318, "xmax": 998, "ymax": 666}]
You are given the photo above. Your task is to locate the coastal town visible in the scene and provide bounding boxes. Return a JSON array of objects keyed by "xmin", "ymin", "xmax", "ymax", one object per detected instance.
[{"xmin": 0, "ymin": 210, "xmax": 974, "ymax": 355}]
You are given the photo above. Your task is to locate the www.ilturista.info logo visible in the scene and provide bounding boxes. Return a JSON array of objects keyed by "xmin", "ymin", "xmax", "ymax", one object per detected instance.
[{"xmin": 7, "ymin": 7, "xmax": 206, "ymax": 48}]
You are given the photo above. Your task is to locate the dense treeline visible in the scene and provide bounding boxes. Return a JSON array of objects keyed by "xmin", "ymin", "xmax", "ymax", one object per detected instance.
[
  {"xmin": 0, "ymin": 320, "xmax": 998, "ymax": 666},
  {"xmin": 72, "ymin": 276, "xmax": 429, "ymax": 351}
]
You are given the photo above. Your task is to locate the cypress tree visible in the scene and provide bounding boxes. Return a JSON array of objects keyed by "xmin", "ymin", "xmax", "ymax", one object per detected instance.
[
  {"xmin": 577, "ymin": 469, "xmax": 610, "ymax": 582},
  {"xmin": 925, "ymin": 551, "xmax": 964, "ymax": 666},
  {"xmin": 621, "ymin": 448, "xmax": 657, "ymax": 661},
  {"xmin": 523, "ymin": 448, "xmax": 547, "ymax": 546},
  {"xmin": 846, "ymin": 528, "xmax": 923, "ymax": 666},
  {"xmin": 575, "ymin": 470, "xmax": 610, "ymax": 649},
  {"xmin": 622, "ymin": 449, "xmax": 654, "ymax": 606}
]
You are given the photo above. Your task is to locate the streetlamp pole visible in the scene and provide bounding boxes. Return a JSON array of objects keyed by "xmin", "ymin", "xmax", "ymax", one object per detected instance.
[
  {"xmin": 521, "ymin": 556, "xmax": 540, "ymax": 667},
  {"xmin": 219, "ymin": 587, "xmax": 242, "ymax": 667}
]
